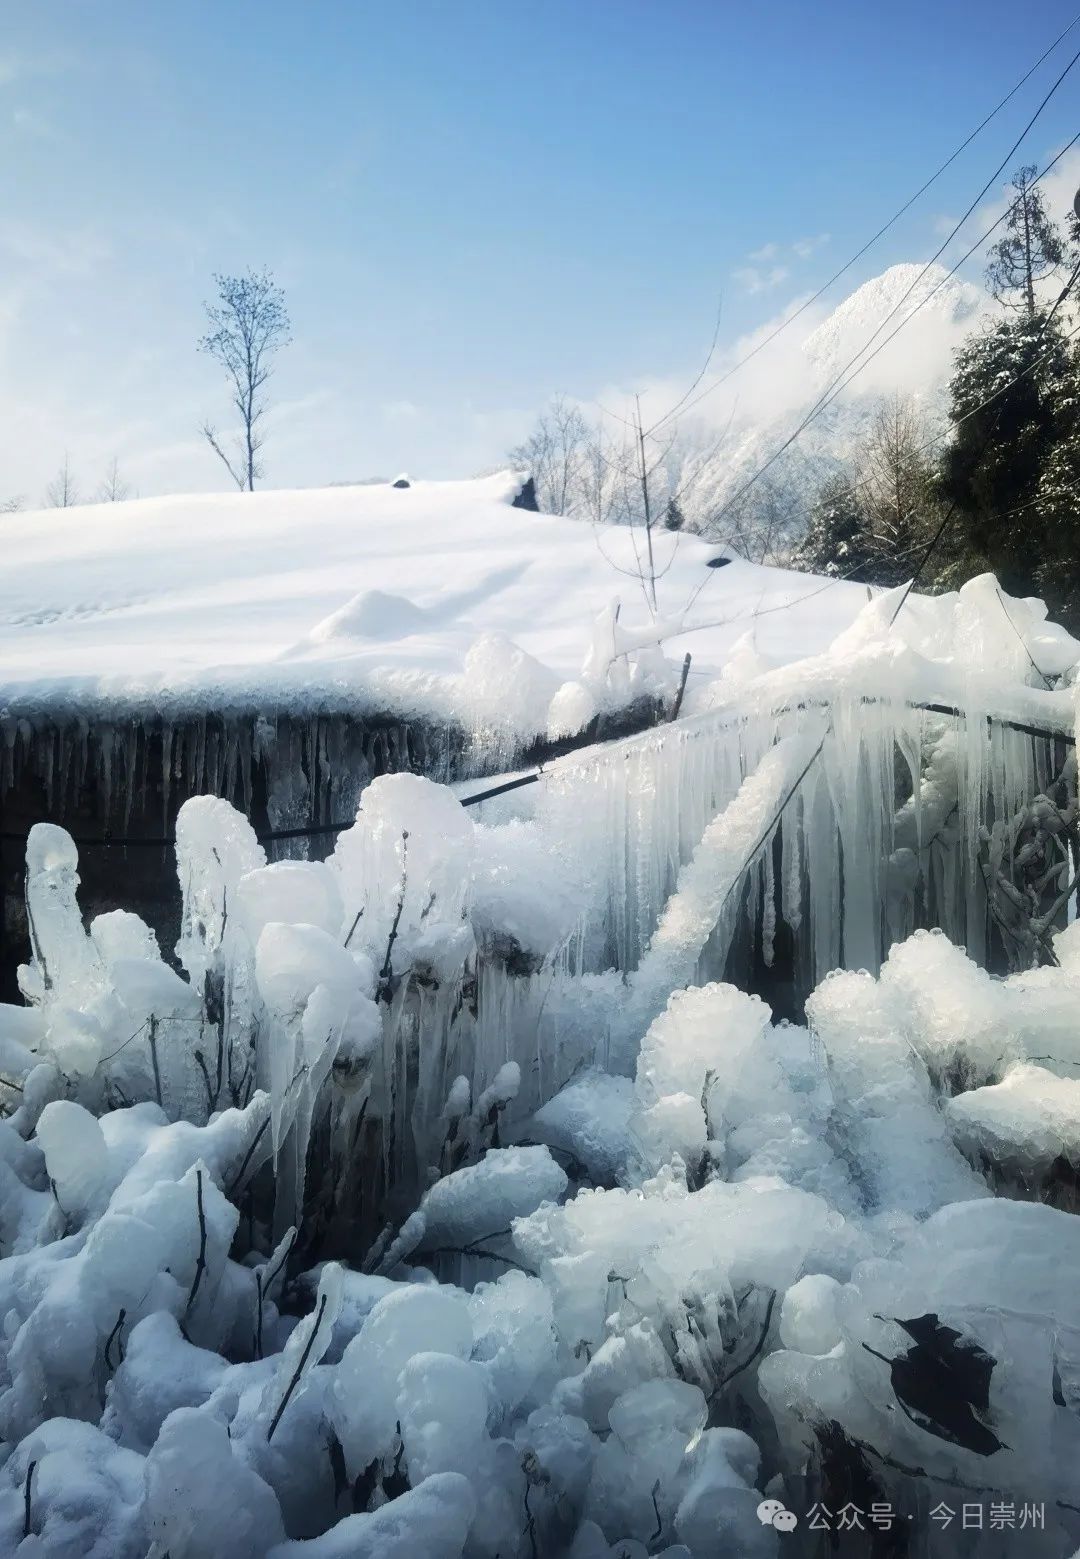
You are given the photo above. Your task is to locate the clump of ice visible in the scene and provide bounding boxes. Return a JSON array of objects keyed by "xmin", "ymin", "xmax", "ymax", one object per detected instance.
[
  {"xmin": 330, "ymin": 1285, "xmax": 474, "ymax": 1478},
  {"xmin": 548, "ymin": 680, "xmax": 599, "ymax": 740},
  {"xmin": 947, "ymin": 1062, "xmax": 1080, "ymax": 1173},
  {"xmin": 461, "ymin": 632, "xmax": 561, "ymax": 743},
  {"xmin": 531, "ymin": 1069, "xmax": 636, "ymax": 1184}
]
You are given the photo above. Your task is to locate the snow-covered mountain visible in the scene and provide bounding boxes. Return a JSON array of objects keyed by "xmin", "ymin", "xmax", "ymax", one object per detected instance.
[{"xmin": 675, "ymin": 262, "xmax": 987, "ymax": 543}]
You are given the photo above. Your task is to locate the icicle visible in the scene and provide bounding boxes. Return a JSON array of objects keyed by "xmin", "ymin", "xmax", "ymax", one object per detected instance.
[
  {"xmin": 121, "ymin": 720, "xmax": 138, "ymax": 833},
  {"xmin": 60, "ymin": 724, "xmax": 74, "ymax": 817},
  {"xmin": 612, "ymin": 725, "xmax": 828, "ymax": 1070},
  {"xmin": 761, "ymin": 830, "xmax": 776, "ymax": 968},
  {"xmin": 781, "ymin": 788, "xmax": 803, "ymax": 934},
  {"xmin": 161, "ymin": 723, "xmax": 174, "ymax": 837},
  {"xmin": 40, "ymin": 725, "xmax": 56, "ymax": 813},
  {"xmin": 234, "ymin": 719, "xmax": 252, "ymax": 816},
  {"xmin": 99, "ymin": 725, "xmax": 116, "ymax": 824}
]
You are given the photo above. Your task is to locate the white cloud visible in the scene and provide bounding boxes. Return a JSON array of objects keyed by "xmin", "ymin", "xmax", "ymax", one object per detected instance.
[
  {"xmin": 737, "ymin": 235, "xmax": 830, "ymax": 292},
  {"xmin": 792, "ymin": 232, "xmax": 830, "ymax": 259},
  {"xmin": 732, "ymin": 264, "xmax": 790, "ymax": 295}
]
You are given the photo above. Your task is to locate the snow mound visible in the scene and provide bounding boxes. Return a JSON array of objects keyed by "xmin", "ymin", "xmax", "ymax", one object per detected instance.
[{"xmin": 0, "ymin": 470, "xmax": 887, "ymax": 734}]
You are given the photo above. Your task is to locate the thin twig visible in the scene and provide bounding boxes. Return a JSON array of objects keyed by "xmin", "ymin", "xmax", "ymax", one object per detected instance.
[
  {"xmin": 193, "ymin": 1048, "xmax": 215, "ymax": 1115},
  {"xmin": 709, "ymin": 1290, "xmax": 777, "ymax": 1403},
  {"xmin": 424, "ymin": 1233, "xmax": 535, "ymax": 1276},
  {"xmin": 104, "ymin": 1307, "xmax": 127, "ymax": 1371},
  {"xmin": 225, "ymin": 1114, "xmax": 270, "ymax": 1201},
  {"xmin": 670, "ymin": 653, "xmax": 692, "ymax": 722},
  {"xmin": 378, "ymin": 831, "xmax": 409, "ymax": 995},
  {"xmin": 650, "ymin": 1479, "xmax": 664, "ymax": 1544},
  {"xmin": 185, "ymin": 1169, "xmax": 208, "ymax": 1318},
  {"xmin": 148, "ymin": 1015, "xmax": 163, "ymax": 1108},
  {"xmin": 267, "ymin": 1293, "xmax": 328, "ymax": 1442},
  {"xmin": 523, "ymin": 1481, "xmax": 539, "ymax": 1559},
  {"xmin": 262, "ymin": 1227, "xmax": 298, "ymax": 1300},
  {"xmin": 23, "ymin": 1461, "xmax": 35, "ymax": 1539}
]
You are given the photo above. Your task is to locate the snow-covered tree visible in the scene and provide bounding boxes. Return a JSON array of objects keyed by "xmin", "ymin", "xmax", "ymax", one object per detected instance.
[
  {"xmin": 43, "ymin": 453, "xmax": 79, "ymax": 508},
  {"xmin": 939, "ymin": 310, "xmax": 1080, "ymax": 626},
  {"xmin": 96, "ymin": 456, "xmax": 131, "ymax": 503},
  {"xmin": 508, "ymin": 396, "xmax": 593, "ymax": 518},
  {"xmin": 789, "ymin": 472, "xmax": 871, "ymax": 579},
  {"xmin": 856, "ymin": 394, "xmax": 941, "ymax": 586},
  {"xmin": 791, "ymin": 397, "xmax": 941, "ymax": 587}
]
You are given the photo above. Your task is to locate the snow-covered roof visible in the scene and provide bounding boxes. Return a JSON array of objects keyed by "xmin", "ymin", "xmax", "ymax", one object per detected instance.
[{"xmin": 0, "ymin": 470, "xmax": 921, "ymax": 734}]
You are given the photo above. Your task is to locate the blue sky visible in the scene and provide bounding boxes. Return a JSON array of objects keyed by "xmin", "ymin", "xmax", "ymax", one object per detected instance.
[{"xmin": 3, "ymin": 1, "xmax": 1079, "ymax": 502}]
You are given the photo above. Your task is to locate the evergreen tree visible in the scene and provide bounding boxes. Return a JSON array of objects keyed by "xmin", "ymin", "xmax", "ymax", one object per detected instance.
[
  {"xmin": 790, "ymin": 474, "xmax": 874, "ymax": 580},
  {"xmin": 939, "ymin": 311, "xmax": 1080, "ymax": 626},
  {"xmin": 663, "ymin": 495, "xmax": 686, "ymax": 531},
  {"xmin": 1029, "ymin": 377, "xmax": 1080, "ymax": 628},
  {"xmin": 985, "ymin": 165, "xmax": 1064, "ymax": 317},
  {"xmin": 791, "ymin": 399, "xmax": 941, "ymax": 588}
]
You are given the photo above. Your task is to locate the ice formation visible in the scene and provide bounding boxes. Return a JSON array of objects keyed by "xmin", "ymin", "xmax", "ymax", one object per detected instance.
[{"xmin": 0, "ymin": 569, "xmax": 1077, "ymax": 1555}]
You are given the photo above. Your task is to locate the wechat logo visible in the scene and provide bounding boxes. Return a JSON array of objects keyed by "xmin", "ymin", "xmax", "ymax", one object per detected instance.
[{"xmin": 757, "ymin": 1498, "xmax": 798, "ymax": 1533}]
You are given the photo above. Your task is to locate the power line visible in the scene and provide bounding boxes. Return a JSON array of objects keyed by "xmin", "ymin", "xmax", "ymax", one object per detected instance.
[
  {"xmin": 581, "ymin": 116, "xmax": 1077, "ymax": 558},
  {"xmin": 676, "ymin": 140, "xmax": 1080, "ymax": 615},
  {"xmin": 680, "ymin": 314, "xmax": 1080, "ymax": 621},
  {"xmin": 782, "ymin": 139, "xmax": 1080, "ymax": 470},
  {"xmin": 677, "ymin": 44, "xmax": 1080, "ymax": 541},
  {"xmin": 644, "ymin": 11, "xmax": 1080, "ymax": 437},
  {"xmin": 886, "ymin": 292, "xmax": 1080, "ymax": 626},
  {"xmin": 607, "ymin": 130, "xmax": 1080, "ymax": 602}
]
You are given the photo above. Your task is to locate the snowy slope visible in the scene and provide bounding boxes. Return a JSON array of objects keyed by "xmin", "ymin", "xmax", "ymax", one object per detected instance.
[
  {"xmin": 0, "ymin": 471, "xmax": 880, "ymax": 733},
  {"xmin": 679, "ymin": 263, "xmax": 986, "ymax": 534}
]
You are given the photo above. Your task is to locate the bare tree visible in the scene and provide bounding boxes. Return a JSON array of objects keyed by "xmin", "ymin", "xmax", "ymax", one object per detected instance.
[
  {"xmin": 858, "ymin": 393, "xmax": 940, "ymax": 582},
  {"xmin": 791, "ymin": 396, "xmax": 942, "ymax": 586},
  {"xmin": 509, "ymin": 396, "xmax": 591, "ymax": 516},
  {"xmin": 199, "ymin": 269, "xmax": 291, "ymax": 492},
  {"xmin": 0, "ymin": 495, "xmax": 22, "ymax": 514},
  {"xmin": 715, "ymin": 475, "xmax": 803, "ymax": 566},
  {"xmin": 44, "ymin": 455, "xmax": 79, "ymax": 508},
  {"xmin": 97, "ymin": 456, "xmax": 131, "ymax": 503}
]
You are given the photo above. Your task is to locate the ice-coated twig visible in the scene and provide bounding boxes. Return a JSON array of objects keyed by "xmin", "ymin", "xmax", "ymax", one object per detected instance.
[
  {"xmin": 378, "ymin": 830, "xmax": 409, "ymax": 997},
  {"xmin": 185, "ymin": 1169, "xmax": 208, "ymax": 1318},
  {"xmin": 708, "ymin": 1289, "xmax": 776, "ymax": 1405},
  {"xmin": 670, "ymin": 652, "xmax": 692, "ymax": 722},
  {"xmin": 650, "ymin": 1479, "xmax": 663, "ymax": 1544},
  {"xmin": 193, "ymin": 1048, "xmax": 215, "ymax": 1114},
  {"xmin": 425, "ymin": 1231, "xmax": 535, "ymax": 1276},
  {"xmin": 225, "ymin": 1113, "xmax": 270, "ymax": 1201},
  {"xmin": 267, "ymin": 1292, "xmax": 327, "ymax": 1442},
  {"xmin": 104, "ymin": 1307, "xmax": 127, "ymax": 1371},
  {"xmin": 22, "ymin": 1461, "xmax": 35, "ymax": 1539},
  {"xmin": 261, "ymin": 1226, "xmax": 297, "ymax": 1300},
  {"xmin": 147, "ymin": 1015, "xmax": 163, "ymax": 1107}
]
